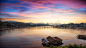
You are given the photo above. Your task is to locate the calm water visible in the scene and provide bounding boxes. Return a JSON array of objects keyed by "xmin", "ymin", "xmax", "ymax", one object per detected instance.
[{"xmin": 0, "ymin": 26, "xmax": 86, "ymax": 48}]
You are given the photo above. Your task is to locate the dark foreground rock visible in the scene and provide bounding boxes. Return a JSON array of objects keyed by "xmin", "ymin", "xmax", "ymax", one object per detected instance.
[
  {"xmin": 47, "ymin": 36, "xmax": 62, "ymax": 44},
  {"xmin": 42, "ymin": 36, "xmax": 63, "ymax": 47},
  {"xmin": 77, "ymin": 35, "xmax": 86, "ymax": 40}
]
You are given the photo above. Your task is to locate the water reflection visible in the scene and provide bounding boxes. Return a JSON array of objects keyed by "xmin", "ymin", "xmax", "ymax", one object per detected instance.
[
  {"xmin": 42, "ymin": 42, "xmax": 63, "ymax": 47},
  {"xmin": 0, "ymin": 26, "xmax": 86, "ymax": 48}
]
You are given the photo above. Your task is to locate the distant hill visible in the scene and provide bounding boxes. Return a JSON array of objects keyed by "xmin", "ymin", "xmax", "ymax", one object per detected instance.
[{"xmin": 4, "ymin": 21, "xmax": 18, "ymax": 23}]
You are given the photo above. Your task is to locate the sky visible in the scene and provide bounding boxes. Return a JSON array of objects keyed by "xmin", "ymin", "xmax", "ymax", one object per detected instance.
[{"xmin": 0, "ymin": 0, "xmax": 86, "ymax": 24}]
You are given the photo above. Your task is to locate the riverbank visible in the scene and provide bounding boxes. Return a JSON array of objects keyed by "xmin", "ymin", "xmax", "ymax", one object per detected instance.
[
  {"xmin": 0, "ymin": 26, "xmax": 30, "ymax": 31},
  {"xmin": 0, "ymin": 26, "xmax": 50, "ymax": 31},
  {"xmin": 53, "ymin": 23, "xmax": 86, "ymax": 30},
  {"xmin": 0, "ymin": 28, "xmax": 14, "ymax": 31}
]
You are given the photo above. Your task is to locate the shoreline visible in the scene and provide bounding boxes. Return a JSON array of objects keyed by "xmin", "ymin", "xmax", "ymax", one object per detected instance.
[
  {"xmin": 0, "ymin": 26, "xmax": 47, "ymax": 31},
  {"xmin": 0, "ymin": 26, "xmax": 86, "ymax": 31}
]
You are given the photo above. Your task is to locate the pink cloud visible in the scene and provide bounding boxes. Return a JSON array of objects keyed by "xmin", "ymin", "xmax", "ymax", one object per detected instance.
[
  {"xmin": 1, "ymin": 0, "xmax": 85, "ymax": 12},
  {"xmin": 20, "ymin": 0, "xmax": 86, "ymax": 9},
  {"xmin": 1, "ymin": 3, "xmax": 31, "ymax": 9},
  {"xmin": 1, "ymin": 18, "xmax": 30, "ymax": 23},
  {"xmin": 48, "ymin": 8, "xmax": 73, "ymax": 12},
  {"xmin": 0, "ymin": 11, "xmax": 50, "ymax": 18}
]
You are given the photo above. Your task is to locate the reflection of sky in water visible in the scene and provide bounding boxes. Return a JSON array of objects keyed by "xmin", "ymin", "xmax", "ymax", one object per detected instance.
[{"xmin": 0, "ymin": 26, "xmax": 86, "ymax": 48}]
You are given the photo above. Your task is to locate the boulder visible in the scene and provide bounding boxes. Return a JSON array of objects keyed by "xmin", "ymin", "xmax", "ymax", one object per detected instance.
[
  {"xmin": 77, "ymin": 35, "xmax": 86, "ymax": 40},
  {"xmin": 47, "ymin": 36, "xmax": 62, "ymax": 44}
]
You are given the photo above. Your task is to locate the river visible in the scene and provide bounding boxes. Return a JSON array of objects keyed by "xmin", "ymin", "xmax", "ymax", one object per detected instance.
[{"xmin": 0, "ymin": 26, "xmax": 86, "ymax": 48}]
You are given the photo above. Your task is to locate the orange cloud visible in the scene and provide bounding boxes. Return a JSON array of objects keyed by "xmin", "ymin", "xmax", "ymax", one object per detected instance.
[
  {"xmin": 1, "ymin": 10, "xmax": 86, "ymax": 23},
  {"xmin": 74, "ymin": 19, "xmax": 86, "ymax": 23},
  {"xmin": 2, "ymin": 18, "xmax": 29, "ymax": 23}
]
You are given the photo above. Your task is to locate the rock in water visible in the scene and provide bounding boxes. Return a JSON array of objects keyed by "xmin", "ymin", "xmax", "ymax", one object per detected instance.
[
  {"xmin": 77, "ymin": 35, "xmax": 86, "ymax": 40},
  {"xmin": 53, "ymin": 37, "xmax": 62, "ymax": 43},
  {"xmin": 47, "ymin": 36, "xmax": 62, "ymax": 44}
]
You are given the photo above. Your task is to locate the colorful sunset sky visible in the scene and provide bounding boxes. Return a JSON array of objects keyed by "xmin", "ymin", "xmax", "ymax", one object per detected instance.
[{"xmin": 0, "ymin": 0, "xmax": 86, "ymax": 24}]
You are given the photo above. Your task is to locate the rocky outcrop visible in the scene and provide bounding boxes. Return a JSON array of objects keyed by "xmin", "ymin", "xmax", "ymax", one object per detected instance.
[
  {"xmin": 42, "ymin": 36, "xmax": 63, "ymax": 47},
  {"xmin": 47, "ymin": 36, "xmax": 62, "ymax": 44},
  {"xmin": 77, "ymin": 35, "xmax": 86, "ymax": 40}
]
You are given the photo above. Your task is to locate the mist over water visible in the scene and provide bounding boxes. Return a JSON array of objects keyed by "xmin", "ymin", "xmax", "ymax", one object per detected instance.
[{"xmin": 0, "ymin": 26, "xmax": 86, "ymax": 48}]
